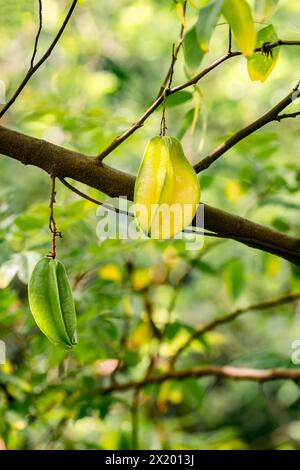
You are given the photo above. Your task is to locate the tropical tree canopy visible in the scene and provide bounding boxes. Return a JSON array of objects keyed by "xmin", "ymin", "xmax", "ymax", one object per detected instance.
[{"xmin": 0, "ymin": 0, "xmax": 300, "ymax": 450}]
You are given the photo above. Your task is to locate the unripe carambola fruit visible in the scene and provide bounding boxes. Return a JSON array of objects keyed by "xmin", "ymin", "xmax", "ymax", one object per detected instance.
[
  {"xmin": 134, "ymin": 136, "xmax": 200, "ymax": 239},
  {"xmin": 28, "ymin": 257, "xmax": 77, "ymax": 349}
]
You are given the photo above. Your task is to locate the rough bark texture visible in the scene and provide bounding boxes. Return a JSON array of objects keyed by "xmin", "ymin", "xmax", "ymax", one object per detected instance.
[{"xmin": 1, "ymin": 125, "xmax": 300, "ymax": 265}]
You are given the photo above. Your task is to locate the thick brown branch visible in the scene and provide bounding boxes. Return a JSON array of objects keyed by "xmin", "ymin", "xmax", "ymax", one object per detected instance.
[
  {"xmin": 0, "ymin": 125, "xmax": 135, "ymax": 197},
  {"xmin": 202, "ymin": 204, "xmax": 300, "ymax": 266},
  {"xmin": 0, "ymin": 0, "xmax": 78, "ymax": 119},
  {"xmin": 170, "ymin": 292, "xmax": 300, "ymax": 368},
  {"xmin": 101, "ymin": 366, "xmax": 300, "ymax": 393},
  {"xmin": 1, "ymin": 125, "xmax": 300, "ymax": 266},
  {"xmin": 195, "ymin": 85, "xmax": 300, "ymax": 172}
]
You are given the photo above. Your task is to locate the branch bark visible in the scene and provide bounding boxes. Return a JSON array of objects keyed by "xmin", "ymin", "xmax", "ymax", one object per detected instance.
[
  {"xmin": 195, "ymin": 84, "xmax": 300, "ymax": 172},
  {"xmin": 97, "ymin": 41, "xmax": 300, "ymax": 162},
  {"xmin": 101, "ymin": 366, "xmax": 300, "ymax": 393},
  {"xmin": 170, "ymin": 292, "xmax": 300, "ymax": 368},
  {"xmin": 1, "ymin": 125, "xmax": 300, "ymax": 266},
  {"xmin": 0, "ymin": 0, "xmax": 78, "ymax": 119}
]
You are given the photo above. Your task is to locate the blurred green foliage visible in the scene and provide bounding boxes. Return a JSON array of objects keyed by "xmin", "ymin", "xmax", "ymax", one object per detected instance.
[{"xmin": 0, "ymin": 0, "xmax": 300, "ymax": 450}]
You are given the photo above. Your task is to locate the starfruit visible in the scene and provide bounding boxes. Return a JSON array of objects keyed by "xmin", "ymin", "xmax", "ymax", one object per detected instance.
[
  {"xmin": 134, "ymin": 136, "xmax": 200, "ymax": 239},
  {"xmin": 28, "ymin": 257, "xmax": 77, "ymax": 349}
]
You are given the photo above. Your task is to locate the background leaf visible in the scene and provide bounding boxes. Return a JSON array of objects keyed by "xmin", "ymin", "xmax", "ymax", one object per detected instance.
[
  {"xmin": 183, "ymin": 24, "xmax": 205, "ymax": 71},
  {"xmin": 255, "ymin": 0, "xmax": 280, "ymax": 22},
  {"xmin": 222, "ymin": 0, "xmax": 256, "ymax": 57},
  {"xmin": 247, "ymin": 25, "xmax": 280, "ymax": 82},
  {"xmin": 195, "ymin": 0, "xmax": 224, "ymax": 52}
]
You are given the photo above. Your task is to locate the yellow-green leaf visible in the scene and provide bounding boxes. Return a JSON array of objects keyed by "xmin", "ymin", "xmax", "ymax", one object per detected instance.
[
  {"xmin": 176, "ymin": 2, "xmax": 186, "ymax": 27},
  {"xmin": 222, "ymin": 0, "xmax": 256, "ymax": 57},
  {"xmin": 188, "ymin": 0, "xmax": 211, "ymax": 8},
  {"xmin": 196, "ymin": 0, "xmax": 223, "ymax": 52},
  {"xmin": 247, "ymin": 25, "xmax": 280, "ymax": 82},
  {"xmin": 255, "ymin": 0, "xmax": 280, "ymax": 22},
  {"xmin": 183, "ymin": 24, "xmax": 205, "ymax": 71},
  {"xmin": 99, "ymin": 264, "xmax": 122, "ymax": 283}
]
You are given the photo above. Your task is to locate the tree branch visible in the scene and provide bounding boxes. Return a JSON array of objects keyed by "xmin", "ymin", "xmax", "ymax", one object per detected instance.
[
  {"xmin": 97, "ymin": 40, "xmax": 300, "ymax": 162},
  {"xmin": 170, "ymin": 292, "xmax": 300, "ymax": 368},
  {"xmin": 30, "ymin": 0, "xmax": 43, "ymax": 68},
  {"xmin": 195, "ymin": 83, "xmax": 300, "ymax": 172},
  {"xmin": 101, "ymin": 366, "xmax": 300, "ymax": 393},
  {"xmin": 96, "ymin": 52, "xmax": 236, "ymax": 162},
  {"xmin": 0, "ymin": 0, "xmax": 78, "ymax": 119},
  {"xmin": 276, "ymin": 111, "xmax": 300, "ymax": 121},
  {"xmin": 156, "ymin": 0, "xmax": 187, "ymax": 98},
  {"xmin": 1, "ymin": 125, "xmax": 300, "ymax": 266}
]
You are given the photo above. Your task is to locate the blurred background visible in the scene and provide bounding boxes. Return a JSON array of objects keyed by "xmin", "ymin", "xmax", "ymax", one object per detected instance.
[{"xmin": 0, "ymin": 0, "xmax": 300, "ymax": 450}]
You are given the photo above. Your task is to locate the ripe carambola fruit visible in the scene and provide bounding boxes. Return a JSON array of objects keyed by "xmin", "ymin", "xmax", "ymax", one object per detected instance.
[
  {"xmin": 28, "ymin": 258, "xmax": 77, "ymax": 349},
  {"xmin": 134, "ymin": 136, "xmax": 200, "ymax": 239}
]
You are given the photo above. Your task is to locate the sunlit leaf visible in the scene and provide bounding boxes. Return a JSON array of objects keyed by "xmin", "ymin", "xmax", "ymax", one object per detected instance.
[
  {"xmin": 183, "ymin": 24, "xmax": 205, "ymax": 71},
  {"xmin": 98, "ymin": 264, "xmax": 122, "ymax": 283},
  {"xmin": 224, "ymin": 259, "xmax": 245, "ymax": 299},
  {"xmin": 264, "ymin": 254, "xmax": 281, "ymax": 276},
  {"xmin": 222, "ymin": 0, "xmax": 256, "ymax": 57},
  {"xmin": 188, "ymin": 0, "xmax": 210, "ymax": 8},
  {"xmin": 176, "ymin": 1, "xmax": 186, "ymax": 27},
  {"xmin": 165, "ymin": 91, "xmax": 193, "ymax": 108},
  {"xmin": 130, "ymin": 268, "xmax": 152, "ymax": 291},
  {"xmin": 0, "ymin": 259, "xmax": 18, "ymax": 289},
  {"xmin": 196, "ymin": 0, "xmax": 223, "ymax": 52},
  {"xmin": 247, "ymin": 25, "xmax": 280, "ymax": 82},
  {"xmin": 225, "ymin": 179, "xmax": 244, "ymax": 201},
  {"xmin": 255, "ymin": 0, "xmax": 280, "ymax": 22}
]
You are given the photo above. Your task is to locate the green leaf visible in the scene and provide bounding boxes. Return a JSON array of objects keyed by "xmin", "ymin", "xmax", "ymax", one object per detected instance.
[
  {"xmin": 0, "ymin": 258, "xmax": 18, "ymax": 289},
  {"xmin": 165, "ymin": 91, "xmax": 193, "ymax": 108},
  {"xmin": 181, "ymin": 378, "xmax": 204, "ymax": 407},
  {"xmin": 192, "ymin": 259, "xmax": 215, "ymax": 274},
  {"xmin": 255, "ymin": 0, "xmax": 280, "ymax": 22},
  {"xmin": 183, "ymin": 24, "xmax": 205, "ymax": 71},
  {"xmin": 188, "ymin": 0, "xmax": 211, "ymax": 8},
  {"xmin": 196, "ymin": 0, "xmax": 224, "ymax": 52},
  {"xmin": 14, "ymin": 213, "xmax": 46, "ymax": 231},
  {"xmin": 247, "ymin": 25, "xmax": 280, "ymax": 82},
  {"xmin": 177, "ymin": 108, "xmax": 195, "ymax": 140},
  {"xmin": 224, "ymin": 259, "xmax": 245, "ymax": 299},
  {"xmin": 222, "ymin": 0, "xmax": 256, "ymax": 57},
  {"xmin": 17, "ymin": 251, "xmax": 41, "ymax": 284}
]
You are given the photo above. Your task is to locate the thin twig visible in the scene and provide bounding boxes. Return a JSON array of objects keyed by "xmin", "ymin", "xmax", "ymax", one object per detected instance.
[
  {"xmin": 194, "ymin": 83, "xmax": 300, "ymax": 173},
  {"xmin": 59, "ymin": 178, "xmax": 133, "ymax": 216},
  {"xmin": 276, "ymin": 111, "xmax": 300, "ymax": 121},
  {"xmin": 156, "ymin": 0, "xmax": 187, "ymax": 98},
  {"xmin": 30, "ymin": 0, "xmax": 43, "ymax": 68},
  {"xmin": 159, "ymin": 43, "xmax": 176, "ymax": 136},
  {"xmin": 144, "ymin": 268, "xmax": 191, "ymax": 378},
  {"xmin": 96, "ymin": 39, "xmax": 300, "ymax": 162},
  {"xmin": 101, "ymin": 365, "xmax": 300, "ymax": 393},
  {"xmin": 131, "ymin": 387, "xmax": 140, "ymax": 449},
  {"xmin": 59, "ymin": 178, "xmax": 227, "ymax": 240},
  {"xmin": 0, "ymin": 0, "xmax": 78, "ymax": 119},
  {"xmin": 144, "ymin": 293, "xmax": 162, "ymax": 341},
  {"xmin": 228, "ymin": 27, "xmax": 232, "ymax": 54},
  {"xmin": 49, "ymin": 175, "xmax": 62, "ymax": 259},
  {"xmin": 169, "ymin": 291, "xmax": 300, "ymax": 368}
]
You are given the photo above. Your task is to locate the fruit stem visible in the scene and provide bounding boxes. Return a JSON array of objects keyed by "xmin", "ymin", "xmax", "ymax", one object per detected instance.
[
  {"xmin": 159, "ymin": 43, "xmax": 176, "ymax": 137},
  {"xmin": 49, "ymin": 175, "xmax": 62, "ymax": 259}
]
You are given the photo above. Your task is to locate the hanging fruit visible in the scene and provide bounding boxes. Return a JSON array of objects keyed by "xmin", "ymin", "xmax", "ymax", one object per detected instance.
[
  {"xmin": 134, "ymin": 136, "xmax": 200, "ymax": 239},
  {"xmin": 28, "ymin": 257, "xmax": 77, "ymax": 349}
]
